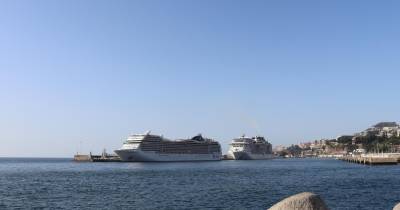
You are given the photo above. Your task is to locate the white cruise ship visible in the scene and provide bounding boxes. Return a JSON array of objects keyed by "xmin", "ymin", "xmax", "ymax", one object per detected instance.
[
  {"xmin": 114, "ymin": 131, "xmax": 222, "ymax": 162},
  {"xmin": 227, "ymin": 135, "xmax": 273, "ymax": 160}
]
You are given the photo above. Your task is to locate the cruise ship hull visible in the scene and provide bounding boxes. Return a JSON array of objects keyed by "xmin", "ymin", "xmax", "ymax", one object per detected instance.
[
  {"xmin": 228, "ymin": 151, "xmax": 274, "ymax": 160},
  {"xmin": 115, "ymin": 149, "xmax": 222, "ymax": 162}
]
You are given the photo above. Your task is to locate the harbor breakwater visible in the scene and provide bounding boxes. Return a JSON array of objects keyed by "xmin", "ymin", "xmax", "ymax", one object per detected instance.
[{"xmin": 339, "ymin": 153, "xmax": 400, "ymax": 165}]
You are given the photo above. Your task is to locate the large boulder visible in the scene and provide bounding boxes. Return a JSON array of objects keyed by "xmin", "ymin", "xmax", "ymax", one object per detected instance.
[
  {"xmin": 393, "ymin": 203, "xmax": 400, "ymax": 210},
  {"xmin": 269, "ymin": 192, "xmax": 329, "ymax": 210}
]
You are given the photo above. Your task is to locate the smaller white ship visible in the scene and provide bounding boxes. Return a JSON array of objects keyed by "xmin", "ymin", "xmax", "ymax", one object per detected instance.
[{"xmin": 227, "ymin": 135, "xmax": 273, "ymax": 160}]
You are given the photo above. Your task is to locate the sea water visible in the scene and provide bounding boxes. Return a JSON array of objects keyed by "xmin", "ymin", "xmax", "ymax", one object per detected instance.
[{"xmin": 0, "ymin": 158, "xmax": 399, "ymax": 209}]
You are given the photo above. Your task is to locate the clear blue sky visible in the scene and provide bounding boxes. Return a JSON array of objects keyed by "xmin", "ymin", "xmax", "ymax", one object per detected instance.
[{"xmin": 1, "ymin": 0, "xmax": 399, "ymax": 157}]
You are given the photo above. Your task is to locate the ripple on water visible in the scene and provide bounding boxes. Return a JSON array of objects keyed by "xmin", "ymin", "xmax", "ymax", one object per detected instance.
[{"xmin": 0, "ymin": 158, "xmax": 399, "ymax": 209}]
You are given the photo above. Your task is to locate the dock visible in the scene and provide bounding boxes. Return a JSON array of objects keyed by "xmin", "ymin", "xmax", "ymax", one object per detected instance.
[
  {"xmin": 339, "ymin": 154, "xmax": 400, "ymax": 165},
  {"xmin": 74, "ymin": 149, "xmax": 121, "ymax": 162}
]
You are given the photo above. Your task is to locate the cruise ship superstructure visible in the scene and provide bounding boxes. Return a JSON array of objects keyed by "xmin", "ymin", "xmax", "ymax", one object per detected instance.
[
  {"xmin": 115, "ymin": 132, "xmax": 222, "ymax": 162},
  {"xmin": 227, "ymin": 135, "xmax": 273, "ymax": 160}
]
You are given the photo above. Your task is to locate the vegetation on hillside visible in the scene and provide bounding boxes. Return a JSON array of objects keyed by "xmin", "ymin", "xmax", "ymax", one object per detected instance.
[{"xmin": 353, "ymin": 135, "xmax": 400, "ymax": 152}]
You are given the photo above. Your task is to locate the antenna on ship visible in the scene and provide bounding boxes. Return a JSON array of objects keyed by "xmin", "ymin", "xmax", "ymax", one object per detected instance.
[{"xmin": 77, "ymin": 140, "xmax": 83, "ymax": 155}]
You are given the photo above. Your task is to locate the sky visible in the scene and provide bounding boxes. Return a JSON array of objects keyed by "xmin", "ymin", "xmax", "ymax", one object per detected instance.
[{"xmin": 0, "ymin": 0, "xmax": 399, "ymax": 157}]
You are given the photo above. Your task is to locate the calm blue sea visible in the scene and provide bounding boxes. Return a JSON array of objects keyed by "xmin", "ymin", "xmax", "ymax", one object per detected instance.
[{"xmin": 0, "ymin": 158, "xmax": 399, "ymax": 210}]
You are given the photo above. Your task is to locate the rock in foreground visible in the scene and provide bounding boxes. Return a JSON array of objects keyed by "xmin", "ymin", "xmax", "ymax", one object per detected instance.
[
  {"xmin": 269, "ymin": 192, "xmax": 329, "ymax": 210},
  {"xmin": 393, "ymin": 203, "xmax": 400, "ymax": 210}
]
